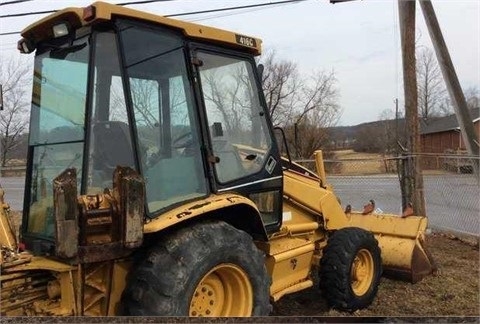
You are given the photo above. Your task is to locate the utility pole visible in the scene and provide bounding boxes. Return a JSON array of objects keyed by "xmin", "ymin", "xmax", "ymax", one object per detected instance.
[
  {"xmin": 398, "ymin": 0, "xmax": 426, "ymax": 216},
  {"xmin": 394, "ymin": 98, "xmax": 399, "ymax": 145},
  {"xmin": 419, "ymin": 0, "xmax": 479, "ymax": 175}
]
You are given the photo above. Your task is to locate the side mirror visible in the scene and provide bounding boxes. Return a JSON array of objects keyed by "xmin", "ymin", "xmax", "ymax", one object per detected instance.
[
  {"xmin": 257, "ymin": 64, "xmax": 264, "ymax": 85},
  {"xmin": 212, "ymin": 122, "xmax": 223, "ymax": 137}
]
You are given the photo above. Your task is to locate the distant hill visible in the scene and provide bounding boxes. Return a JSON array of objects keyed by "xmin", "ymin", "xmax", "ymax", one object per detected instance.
[{"xmin": 326, "ymin": 118, "xmax": 407, "ymax": 153}]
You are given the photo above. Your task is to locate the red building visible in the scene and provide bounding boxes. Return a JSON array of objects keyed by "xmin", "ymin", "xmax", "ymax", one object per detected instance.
[
  {"xmin": 421, "ymin": 108, "xmax": 479, "ymax": 153},
  {"xmin": 420, "ymin": 108, "xmax": 479, "ymax": 170}
]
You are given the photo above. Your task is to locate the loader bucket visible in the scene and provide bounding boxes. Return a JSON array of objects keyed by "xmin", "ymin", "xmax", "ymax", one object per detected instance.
[{"xmin": 348, "ymin": 213, "xmax": 437, "ymax": 283}]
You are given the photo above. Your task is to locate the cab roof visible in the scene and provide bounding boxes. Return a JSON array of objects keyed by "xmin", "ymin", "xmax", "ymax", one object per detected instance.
[{"xmin": 20, "ymin": 1, "xmax": 262, "ymax": 55}]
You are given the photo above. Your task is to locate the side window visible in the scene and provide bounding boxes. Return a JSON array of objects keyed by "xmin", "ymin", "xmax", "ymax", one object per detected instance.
[
  {"xmin": 119, "ymin": 21, "xmax": 207, "ymax": 214},
  {"xmin": 198, "ymin": 52, "xmax": 272, "ymax": 183},
  {"xmin": 87, "ymin": 32, "xmax": 135, "ymax": 193},
  {"xmin": 130, "ymin": 78, "xmax": 160, "ymax": 161},
  {"xmin": 170, "ymin": 76, "xmax": 191, "ymax": 148},
  {"xmin": 109, "ymin": 76, "xmax": 128, "ymax": 122}
]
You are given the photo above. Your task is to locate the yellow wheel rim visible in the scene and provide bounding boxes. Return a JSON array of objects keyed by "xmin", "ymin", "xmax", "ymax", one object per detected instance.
[
  {"xmin": 350, "ymin": 249, "xmax": 375, "ymax": 296},
  {"xmin": 189, "ymin": 263, "xmax": 253, "ymax": 317}
]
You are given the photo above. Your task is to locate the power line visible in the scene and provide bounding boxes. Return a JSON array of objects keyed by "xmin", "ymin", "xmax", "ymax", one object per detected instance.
[
  {"xmin": 0, "ymin": 9, "xmax": 55, "ymax": 18},
  {"xmin": 118, "ymin": 0, "xmax": 175, "ymax": 5},
  {"xmin": 0, "ymin": 31, "xmax": 19, "ymax": 36},
  {"xmin": 0, "ymin": 0, "xmax": 174, "ymax": 18},
  {"xmin": 189, "ymin": 3, "xmax": 293, "ymax": 23},
  {"xmin": 0, "ymin": 0, "xmax": 306, "ymax": 36},
  {"xmin": 165, "ymin": 0, "xmax": 305, "ymax": 18},
  {"xmin": 0, "ymin": 0, "xmax": 34, "ymax": 6}
]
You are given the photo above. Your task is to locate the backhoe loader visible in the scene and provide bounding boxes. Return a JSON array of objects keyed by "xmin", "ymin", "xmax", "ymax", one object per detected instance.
[{"xmin": 0, "ymin": 1, "xmax": 435, "ymax": 316}]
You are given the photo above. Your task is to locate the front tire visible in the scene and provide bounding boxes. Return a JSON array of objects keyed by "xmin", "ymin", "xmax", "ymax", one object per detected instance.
[
  {"xmin": 121, "ymin": 220, "xmax": 271, "ymax": 316},
  {"xmin": 320, "ymin": 227, "xmax": 382, "ymax": 312}
]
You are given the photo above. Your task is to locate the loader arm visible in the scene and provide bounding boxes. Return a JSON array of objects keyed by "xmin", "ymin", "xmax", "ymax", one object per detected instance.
[
  {"xmin": 0, "ymin": 189, "xmax": 17, "ymax": 254},
  {"xmin": 281, "ymin": 150, "xmax": 436, "ymax": 283}
]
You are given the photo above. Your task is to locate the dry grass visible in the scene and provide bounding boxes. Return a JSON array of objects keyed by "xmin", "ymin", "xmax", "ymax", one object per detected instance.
[
  {"xmin": 333, "ymin": 149, "xmax": 387, "ymax": 160},
  {"xmin": 327, "ymin": 149, "xmax": 396, "ymax": 175},
  {"xmin": 328, "ymin": 149, "xmax": 454, "ymax": 176}
]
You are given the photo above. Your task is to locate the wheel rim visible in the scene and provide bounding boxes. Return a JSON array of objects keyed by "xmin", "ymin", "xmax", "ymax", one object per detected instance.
[
  {"xmin": 189, "ymin": 263, "xmax": 253, "ymax": 317},
  {"xmin": 350, "ymin": 248, "xmax": 375, "ymax": 296}
]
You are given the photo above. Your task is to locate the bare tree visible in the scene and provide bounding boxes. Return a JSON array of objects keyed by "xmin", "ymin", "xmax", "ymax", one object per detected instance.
[
  {"xmin": 464, "ymin": 86, "xmax": 479, "ymax": 110},
  {"xmin": 435, "ymin": 85, "xmax": 479, "ymax": 117},
  {"xmin": 201, "ymin": 68, "xmax": 247, "ymax": 136},
  {"xmin": 378, "ymin": 108, "xmax": 397, "ymax": 154},
  {"xmin": 291, "ymin": 71, "xmax": 340, "ymax": 158},
  {"xmin": 129, "ymin": 79, "xmax": 159, "ymax": 129},
  {"xmin": 0, "ymin": 56, "xmax": 30, "ymax": 167},
  {"xmin": 259, "ymin": 51, "xmax": 341, "ymax": 158},
  {"xmin": 416, "ymin": 47, "xmax": 447, "ymax": 121},
  {"xmin": 259, "ymin": 50, "xmax": 298, "ymax": 127}
]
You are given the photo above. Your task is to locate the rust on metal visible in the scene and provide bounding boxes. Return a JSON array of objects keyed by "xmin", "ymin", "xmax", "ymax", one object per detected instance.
[
  {"xmin": 410, "ymin": 241, "xmax": 438, "ymax": 283},
  {"xmin": 176, "ymin": 211, "xmax": 192, "ymax": 219},
  {"xmin": 71, "ymin": 166, "xmax": 145, "ymax": 263},
  {"xmin": 113, "ymin": 166, "xmax": 145, "ymax": 249},
  {"xmin": 77, "ymin": 243, "xmax": 128, "ymax": 263},
  {"xmin": 0, "ymin": 269, "xmax": 56, "ymax": 316},
  {"xmin": 53, "ymin": 168, "xmax": 79, "ymax": 259},
  {"xmin": 188, "ymin": 201, "xmax": 211, "ymax": 210}
]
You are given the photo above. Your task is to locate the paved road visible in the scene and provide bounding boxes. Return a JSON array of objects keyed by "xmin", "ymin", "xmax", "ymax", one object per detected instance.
[
  {"xmin": 329, "ymin": 174, "xmax": 479, "ymax": 236},
  {"xmin": 1, "ymin": 175, "xmax": 479, "ymax": 236},
  {"xmin": 0, "ymin": 177, "xmax": 25, "ymax": 212}
]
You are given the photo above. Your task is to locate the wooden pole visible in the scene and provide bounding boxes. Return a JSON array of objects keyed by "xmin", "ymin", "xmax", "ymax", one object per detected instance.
[
  {"xmin": 398, "ymin": 0, "xmax": 426, "ymax": 216},
  {"xmin": 419, "ymin": 0, "xmax": 479, "ymax": 175}
]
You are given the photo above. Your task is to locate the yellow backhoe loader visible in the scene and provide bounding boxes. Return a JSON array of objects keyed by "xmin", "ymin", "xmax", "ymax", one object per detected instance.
[{"xmin": 1, "ymin": 1, "xmax": 435, "ymax": 316}]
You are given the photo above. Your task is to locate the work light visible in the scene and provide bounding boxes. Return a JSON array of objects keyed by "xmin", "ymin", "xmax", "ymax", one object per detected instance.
[{"xmin": 53, "ymin": 23, "xmax": 69, "ymax": 38}]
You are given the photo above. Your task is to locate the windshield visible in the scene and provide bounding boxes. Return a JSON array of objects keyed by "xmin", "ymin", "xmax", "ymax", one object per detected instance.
[{"xmin": 25, "ymin": 36, "xmax": 89, "ymax": 240}]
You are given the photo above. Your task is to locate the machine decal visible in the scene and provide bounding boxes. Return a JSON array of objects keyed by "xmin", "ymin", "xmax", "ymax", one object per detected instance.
[
  {"xmin": 235, "ymin": 34, "xmax": 257, "ymax": 48},
  {"xmin": 265, "ymin": 156, "xmax": 277, "ymax": 174}
]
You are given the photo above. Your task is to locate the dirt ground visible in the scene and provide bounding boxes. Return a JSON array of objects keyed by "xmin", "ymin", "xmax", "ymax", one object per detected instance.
[
  {"xmin": 272, "ymin": 232, "xmax": 480, "ymax": 319},
  {"xmin": 4, "ymin": 211, "xmax": 479, "ymax": 319}
]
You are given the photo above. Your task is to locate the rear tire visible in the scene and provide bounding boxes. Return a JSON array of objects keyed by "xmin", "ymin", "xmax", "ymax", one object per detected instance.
[
  {"xmin": 320, "ymin": 227, "xmax": 382, "ymax": 312},
  {"xmin": 121, "ymin": 220, "xmax": 271, "ymax": 316}
]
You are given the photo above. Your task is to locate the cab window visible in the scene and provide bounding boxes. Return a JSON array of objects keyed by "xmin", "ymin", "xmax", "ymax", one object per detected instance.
[{"xmin": 197, "ymin": 51, "xmax": 272, "ymax": 183}]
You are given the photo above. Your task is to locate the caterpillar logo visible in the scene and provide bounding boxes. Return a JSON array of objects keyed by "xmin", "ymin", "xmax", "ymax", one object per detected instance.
[{"xmin": 235, "ymin": 34, "xmax": 257, "ymax": 48}]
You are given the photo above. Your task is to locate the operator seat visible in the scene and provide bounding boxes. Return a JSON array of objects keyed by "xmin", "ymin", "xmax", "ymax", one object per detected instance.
[
  {"xmin": 92, "ymin": 121, "xmax": 135, "ymax": 182},
  {"xmin": 210, "ymin": 123, "xmax": 245, "ymax": 183}
]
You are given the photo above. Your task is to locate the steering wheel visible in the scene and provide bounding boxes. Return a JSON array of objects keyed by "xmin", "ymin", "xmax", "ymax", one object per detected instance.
[{"xmin": 172, "ymin": 132, "xmax": 193, "ymax": 149}]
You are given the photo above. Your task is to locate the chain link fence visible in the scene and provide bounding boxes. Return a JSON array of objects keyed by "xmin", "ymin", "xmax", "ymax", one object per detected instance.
[
  {"xmin": 1, "ymin": 154, "xmax": 479, "ymax": 237},
  {"xmin": 295, "ymin": 154, "xmax": 480, "ymax": 237}
]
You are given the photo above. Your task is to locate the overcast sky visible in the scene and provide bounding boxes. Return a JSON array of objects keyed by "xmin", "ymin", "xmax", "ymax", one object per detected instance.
[{"xmin": 0, "ymin": 0, "xmax": 479, "ymax": 126}]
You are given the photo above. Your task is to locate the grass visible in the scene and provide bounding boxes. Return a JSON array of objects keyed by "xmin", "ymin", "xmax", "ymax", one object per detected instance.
[
  {"xmin": 326, "ymin": 149, "xmax": 396, "ymax": 175},
  {"xmin": 333, "ymin": 149, "xmax": 389, "ymax": 160},
  {"xmin": 325, "ymin": 150, "xmax": 454, "ymax": 176}
]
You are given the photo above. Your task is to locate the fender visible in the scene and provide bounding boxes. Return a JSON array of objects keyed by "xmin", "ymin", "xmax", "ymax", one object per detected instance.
[{"xmin": 144, "ymin": 193, "xmax": 268, "ymax": 241}]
